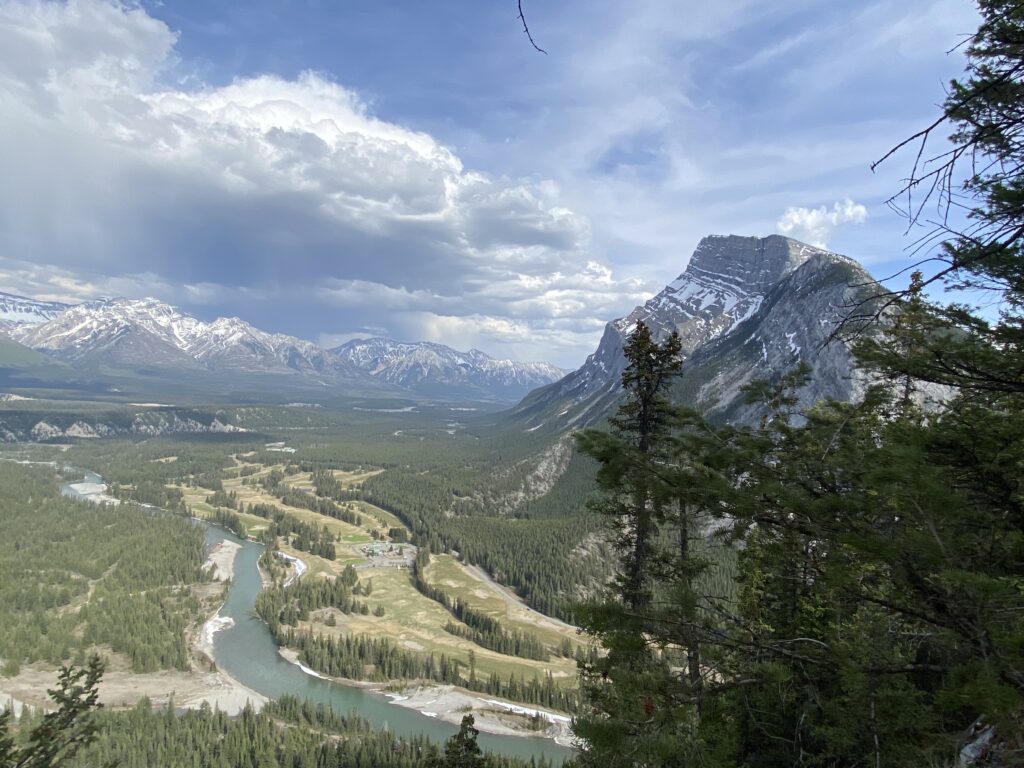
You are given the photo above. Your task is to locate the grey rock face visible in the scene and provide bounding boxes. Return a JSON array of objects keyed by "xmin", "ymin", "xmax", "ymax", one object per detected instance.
[
  {"xmin": 0, "ymin": 291, "xmax": 71, "ymax": 333},
  {"xmin": 3, "ymin": 412, "xmax": 246, "ymax": 442},
  {"xmin": 334, "ymin": 337, "xmax": 566, "ymax": 401},
  {"xmin": 510, "ymin": 234, "xmax": 881, "ymax": 430},
  {"xmin": 680, "ymin": 250, "xmax": 873, "ymax": 423}
]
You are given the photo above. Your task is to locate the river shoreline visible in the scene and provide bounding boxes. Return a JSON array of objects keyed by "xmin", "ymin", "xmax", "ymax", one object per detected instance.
[
  {"xmin": 45, "ymin": 466, "xmax": 574, "ymax": 762},
  {"xmin": 205, "ymin": 540, "xmax": 242, "ymax": 582},
  {"xmin": 187, "ymin": 540, "xmax": 268, "ymax": 714},
  {"xmin": 276, "ymin": 647, "xmax": 575, "ymax": 747}
]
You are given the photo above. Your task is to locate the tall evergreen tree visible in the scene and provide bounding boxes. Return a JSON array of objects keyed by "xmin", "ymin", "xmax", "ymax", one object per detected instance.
[
  {"xmin": 429, "ymin": 715, "xmax": 486, "ymax": 768},
  {"xmin": 572, "ymin": 5, "xmax": 1024, "ymax": 765},
  {"xmin": 573, "ymin": 322, "xmax": 715, "ymax": 767},
  {"xmin": 582, "ymin": 320, "xmax": 682, "ymax": 611}
]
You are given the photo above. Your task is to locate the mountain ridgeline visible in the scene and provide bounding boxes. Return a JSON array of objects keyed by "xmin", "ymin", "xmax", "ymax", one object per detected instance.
[
  {"xmin": 0, "ymin": 234, "xmax": 878, "ymax": 419},
  {"xmin": 0, "ymin": 293, "xmax": 71, "ymax": 333},
  {"xmin": 509, "ymin": 234, "xmax": 880, "ymax": 430},
  {"xmin": 0, "ymin": 295, "xmax": 565, "ymax": 403},
  {"xmin": 334, "ymin": 337, "xmax": 566, "ymax": 401}
]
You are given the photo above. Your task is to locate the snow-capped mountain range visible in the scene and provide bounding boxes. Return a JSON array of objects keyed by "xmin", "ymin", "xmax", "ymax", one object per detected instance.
[
  {"xmin": 0, "ymin": 293, "xmax": 565, "ymax": 400},
  {"xmin": 510, "ymin": 234, "xmax": 883, "ymax": 429},
  {"xmin": 13, "ymin": 298, "xmax": 354, "ymax": 378},
  {"xmin": 334, "ymin": 337, "xmax": 566, "ymax": 400},
  {"xmin": 0, "ymin": 292, "xmax": 71, "ymax": 333}
]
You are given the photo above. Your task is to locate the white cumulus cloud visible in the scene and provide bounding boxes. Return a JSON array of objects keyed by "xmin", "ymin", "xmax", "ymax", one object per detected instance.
[
  {"xmin": 0, "ymin": 0, "xmax": 647, "ymax": 367},
  {"xmin": 775, "ymin": 199, "xmax": 868, "ymax": 248}
]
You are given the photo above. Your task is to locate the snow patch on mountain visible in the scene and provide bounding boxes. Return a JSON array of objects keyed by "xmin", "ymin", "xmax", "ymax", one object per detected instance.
[
  {"xmin": 14, "ymin": 297, "xmax": 360, "ymax": 379},
  {"xmin": 510, "ymin": 234, "xmax": 882, "ymax": 430},
  {"xmin": 0, "ymin": 292, "xmax": 71, "ymax": 333}
]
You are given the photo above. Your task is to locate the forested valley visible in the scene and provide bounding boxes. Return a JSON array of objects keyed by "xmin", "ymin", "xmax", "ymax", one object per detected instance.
[
  {"xmin": 2, "ymin": 2, "xmax": 1022, "ymax": 767},
  {"xmin": 0, "ymin": 463, "xmax": 208, "ymax": 676}
]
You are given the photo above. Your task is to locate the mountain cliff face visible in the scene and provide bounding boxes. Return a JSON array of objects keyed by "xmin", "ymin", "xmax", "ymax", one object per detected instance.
[
  {"xmin": 0, "ymin": 292, "xmax": 70, "ymax": 333},
  {"xmin": 509, "ymin": 234, "xmax": 880, "ymax": 430},
  {"xmin": 334, "ymin": 338, "xmax": 566, "ymax": 401}
]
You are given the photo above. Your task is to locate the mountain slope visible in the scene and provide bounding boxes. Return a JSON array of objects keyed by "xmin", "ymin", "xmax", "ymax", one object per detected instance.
[
  {"xmin": 14, "ymin": 298, "xmax": 369, "ymax": 383},
  {"xmin": 334, "ymin": 337, "xmax": 566, "ymax": 401},
  {"xmin": 5, "ymin": 294, "xmax": 565, "ymax": 402},
  {"xmin": 0, "ymin": 292, "xmax": 71, "ymax": 333},
  {"xmin": 509, "ymin": 234, "xmax": 881, "ymax": 431}
]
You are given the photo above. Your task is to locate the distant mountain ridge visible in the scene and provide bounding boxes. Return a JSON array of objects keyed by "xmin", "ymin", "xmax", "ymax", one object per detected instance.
[
  {"xmin": 333, "ymin": 337, "xmax": 567, "ymax": 401},
  {"xmin": 13, "ymin": 297, "xmax": 363, "ymax": 381},
  {"xmin": 0, "ymin": 294, "xmax": 564, "ymax": 402},
  {"xmin": 0, "ymin": 292, "xmax": 71, "ymax": 333},
  {"xmin": 509, "ymin": 234, "xmax": 882, "ymax": 429}
]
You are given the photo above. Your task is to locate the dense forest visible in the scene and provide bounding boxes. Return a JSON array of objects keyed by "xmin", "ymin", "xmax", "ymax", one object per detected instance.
[{"xmin": 0, "ymin": 463, "xmax": 208, "ymax": 675}]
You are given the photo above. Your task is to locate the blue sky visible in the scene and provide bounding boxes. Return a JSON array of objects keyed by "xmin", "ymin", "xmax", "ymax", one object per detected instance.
[{"xmin": 0, "ymin": 0, "xmax": 979, "ymax": 367}]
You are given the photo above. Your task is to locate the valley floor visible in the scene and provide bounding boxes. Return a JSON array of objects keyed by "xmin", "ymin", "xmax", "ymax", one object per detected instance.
[
  {"xmin": 0, "ymin": 431, "xmax": 590, "ymax": 757},
  {"xmin": 179, "ymin": 460, "xmax": 587, "ymax": 745}
]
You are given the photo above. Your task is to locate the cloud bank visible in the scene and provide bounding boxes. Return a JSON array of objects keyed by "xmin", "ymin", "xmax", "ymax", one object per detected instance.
[{"xmin": 0, "ymin": 0, "xmax": 651, "ymax": 366}]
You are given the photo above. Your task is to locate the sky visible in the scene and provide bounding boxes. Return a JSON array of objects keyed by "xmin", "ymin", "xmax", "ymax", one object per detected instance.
[{"xmin": 0, "ymin": 0, "xmax": 981, "ymax": 368}]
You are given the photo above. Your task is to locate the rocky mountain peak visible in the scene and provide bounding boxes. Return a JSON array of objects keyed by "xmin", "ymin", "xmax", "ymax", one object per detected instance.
[
  {"xmin": 508, "ymin": 234, "xmax": 881, "ymax": 430},
  {"xmin": 676, "ymin": 234, "xmax": 825, "ymax": 290},
  {"xmin": 610, "ymin": 235, "xmax": 833, "ymax": 351}
]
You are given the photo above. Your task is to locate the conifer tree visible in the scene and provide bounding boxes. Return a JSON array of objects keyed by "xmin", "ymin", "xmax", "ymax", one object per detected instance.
[
  {"xmin": 0, "ymin": 657, "xmax": 104, "ymax": 768},
  {"xmin": 430, "ymin": 715, "xmax": 485, "ymax": 768},
  {"xmin": 573, "ymin": 7, "xmax": 1024, "ymax": 762},
  {"xmin": 580, "ymin": 320, "xmax": 682, "ymax": 612},
  {"xmin": 573, "ymin": 322, "xmax": 704, "ymax": 767}
]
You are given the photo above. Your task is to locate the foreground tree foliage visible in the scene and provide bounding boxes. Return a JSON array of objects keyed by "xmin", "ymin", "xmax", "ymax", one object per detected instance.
[
  {"xmin": 572, "ymin": 3, "xmax": 1024, "ymax": 764},
  {"xmin": 575, "ymin": 325, "xmax": 1024, "ymax": 765},
  {"xmin": 0, "ymin": 657, "xmax": 104, "ymax": 768},
  {"xmin": 429, "ymin": 715, "xmax": 487, "ymax": 768},
  {"xmin": 573, "ymin": 6, "xmax": 1024, "ymax": 768}
]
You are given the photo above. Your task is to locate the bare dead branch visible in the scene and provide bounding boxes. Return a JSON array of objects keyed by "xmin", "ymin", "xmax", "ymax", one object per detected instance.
[{"xmin": 517, "ymin": 0, "xmax": 548, "ymax": 54}]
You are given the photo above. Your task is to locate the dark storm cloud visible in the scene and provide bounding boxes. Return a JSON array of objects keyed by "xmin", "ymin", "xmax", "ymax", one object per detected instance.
[{"xmin": 0, "ymin": 0, "xmax": 648, "ymax": 366}]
